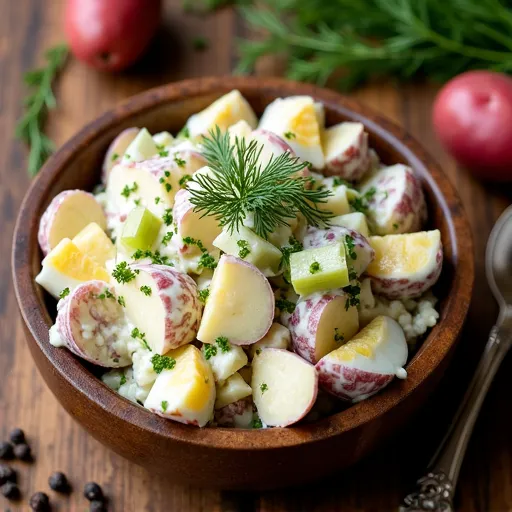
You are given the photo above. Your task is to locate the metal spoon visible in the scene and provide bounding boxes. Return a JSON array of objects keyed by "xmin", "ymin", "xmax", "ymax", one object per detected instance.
[{"xmin": 400, "ymin": 205, "xmax": 512, "ymax": 512}]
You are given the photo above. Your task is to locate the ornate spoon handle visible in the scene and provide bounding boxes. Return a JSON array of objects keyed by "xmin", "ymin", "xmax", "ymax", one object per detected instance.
[{"xmin": 400, "ymin": 323, "xmax": 512, "ymax": 512}]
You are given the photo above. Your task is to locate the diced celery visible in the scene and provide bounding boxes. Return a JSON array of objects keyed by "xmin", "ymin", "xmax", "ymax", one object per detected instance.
[
  {"xmin": 290, "ymin": 242, "xmax": 349, "ymax": 295},
  {"xmin": 213, "ymin": 226, "xmax": 283, "ymax": 277},
  {"xmin": 121, "ymin": 206, "xmax": 162, "ymax": 251}
]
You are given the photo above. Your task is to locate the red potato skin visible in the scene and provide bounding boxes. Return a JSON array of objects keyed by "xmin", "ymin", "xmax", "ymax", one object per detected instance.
[
  {"xmin": 369, "ymin": 245, "xmax": 443, "ymax": 299},
  {"xmin": 54, "ymin": 281, "xmax": 131, "ymax": 367},
  {"xmin": 324, "ymin": 130, "xmax": 370, "ymax": 180},
  {"xmin": 433, "ymin": 71, "xmax": 512, "ymax": 180},
  {"xmin": 101, "ymin": 128, "xmax": 140, "ymax": 184},
  {"xmin": 214, "ymin": 397, "xmax": 253, "ymax": 427},
  {"xmin": 316, "ymin": 359, "xmax": 394, "ymax": 402},
  {"xmin": 65, "ymin": 0, "xmax": 162, "ymax": 72}
]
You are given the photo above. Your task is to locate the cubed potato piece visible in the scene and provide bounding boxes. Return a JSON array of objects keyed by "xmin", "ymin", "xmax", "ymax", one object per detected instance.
[
  {"xmin": 316, "ymin": 316, "xmax": 408, "ymax": 402},
  {"xmin": 366, "ymin": 230, "xmax": 443, "ymax": 299},
  {"xmin": 38, "ymin": 190, "xmax": 107, "ymax": 255},
  {"xmin": 115, "ymin": 264, "xmax": 202, "ymax": 354},
  {"xmin": 252, "ymin": 349, "xmax": 318, "ymax": 427},
  {"xmin": 202, "ymin": 342, "xmax": 248, "ymax": 382},
  {"xmin": 102, "ymin": 128, "xmax": 140, "ymax": 183},
  {"xmin": 289, "ymin": 291, "xmax": 359, "ymax": 364},
  {"xmin": 330, "ymin": 212, "xmax": 370, "ymax": 238},
  {"xmin": 215, "ymin": 372, "xmax": 252, "ymax": 409},
  {"xmin": 360, "ymin": 164, "xmax": 427, "ymax": 235},
  {"xmin": 144, "ymin": 345, "xmax": 216, "ymax": 427},
  {"xmin": 197, "ymin": 255, "xmax": 274, "ymax": 346},
  {"xmin": 249, "ymin": 322, "xmax": 291, "ymax": 359}
]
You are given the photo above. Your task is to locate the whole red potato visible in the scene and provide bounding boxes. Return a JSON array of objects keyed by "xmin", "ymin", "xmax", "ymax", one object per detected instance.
[
  {"xmin": 432, "ymin": 70, "xmax": 512, "ymax": 181},
  {"xmin": 65, "ymin": 0, "xmax": 162, "ymax": 72}
]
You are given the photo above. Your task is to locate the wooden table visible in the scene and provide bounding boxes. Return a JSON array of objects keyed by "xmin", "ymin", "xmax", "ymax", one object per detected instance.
[{"xmin": 1, "ymin": 1, "xmax": 511, "ymax": 511}]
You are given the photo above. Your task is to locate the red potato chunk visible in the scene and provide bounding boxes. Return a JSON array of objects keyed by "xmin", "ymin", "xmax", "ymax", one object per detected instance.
[
  {"xmin": 101, "ymin": 127, "xmax": 140, "ymax": 184},
  {"xmin": 115, "ymin": 264, "xmax": 202, "ymax": 354},
  {"xmin": 38, "ymin": 190, "xmax": 107, "ymax": 255},
  {"xmin": 303, "ymin": 225, "xmax": 374, "ymax": 277},
  {"xmin": 316, "ymin": 316, "xmax": 408, "ymax": 402},
  {"xmin": 49, "ymin": 280, "xmax": 133, "ymax": 367},
  {"xmin": 252, "ymin": 348, "xmax": 318, "ymax": 427},
  {"xmin": 322, "ymin": 122, "xmax": 370, "ymax": 180},
  {"xmin": 289, "ymin": 291, "xmax": 359, "ymax": 364},
  {"xmin": 214, "ymin": 397, "xmax": 254, "ymax": 428},
  {"xmin": 366, "ymin": 230, "xmax": 443, "ymax": 299},
  {"xmin": 361, "ymin": 164, "xmax": 427, "ymax": 235}
]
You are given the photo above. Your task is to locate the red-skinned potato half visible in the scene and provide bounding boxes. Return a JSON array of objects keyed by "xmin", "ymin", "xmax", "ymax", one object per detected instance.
[
  {"xmin": 65, "ymin": 0, "xmax": 162, "ymax": 72},
  {"xmin": 432, "ymin": 70, "xmax": 512, "ymax": 181}
]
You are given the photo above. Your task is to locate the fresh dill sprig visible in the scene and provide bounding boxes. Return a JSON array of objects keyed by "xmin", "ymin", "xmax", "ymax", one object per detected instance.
[
  {"xmin": 188, "ymin": 127, "xmax": 332, "ymax": 240},
  {"xmin": 16, "ymin": 44, "xmax": 68, "ymax": 176}
]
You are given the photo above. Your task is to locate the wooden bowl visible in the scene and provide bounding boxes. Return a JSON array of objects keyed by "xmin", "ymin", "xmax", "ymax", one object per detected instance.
[{"xmin": 12, "ymin": 77, "xmax": 474, "ymax": 490}]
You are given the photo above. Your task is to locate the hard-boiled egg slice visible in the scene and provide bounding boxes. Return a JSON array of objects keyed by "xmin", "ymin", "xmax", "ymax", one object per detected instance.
[
  {"xmin": 35, "ymin": 238, "xmax": 109, "ymax": 299},
  {"xmin": 316, "ymin": 315, "xmax": 408, "ymax": 402},
  {"xmin": 144, "ymin": 344, "xmax": 215, "ymax": 427},
  {"xmin": 185, "ymin": 90, "xmax": 258, "ymax": 140},
  {"xmin": 258, "ymin": 96, "xmax": 325, "ymax": 169},
  {"xmin": 366, "ymin": 230, "xmax": 443, "ymax": 299}
]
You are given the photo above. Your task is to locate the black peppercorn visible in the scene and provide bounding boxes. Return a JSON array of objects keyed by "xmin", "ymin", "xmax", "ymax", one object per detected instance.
[
  {"xmin": 0, "ymin": 442, "xmax": 14, "ymax": 461},
  {"xmin": 29, "ymin": 492, "xmax": 50, "ymax": 511},
  {"xmin": 0, "ymin": 481, "xmax": 19, "ymax": 500},
  {"xmin": 13, "ymin": 443, "xmax": 32, "ymax": 462},
  {"xmin": 83, "ymin": 482, "xmax": 103, "ymax": 502},
  {"xmin": 0, "ymin": 465, "xmax": 16, "ymax": 485},
  {"xmin": 48, "ymin": 471, "xmax": 70, "ymax": 493},
  {"xmin": 90, "ymin": 500, "xmax": 106, "ymax": 512},
  {"xmin": 9, "ymin": 429, "xmax": 25, "ymax": 445}
]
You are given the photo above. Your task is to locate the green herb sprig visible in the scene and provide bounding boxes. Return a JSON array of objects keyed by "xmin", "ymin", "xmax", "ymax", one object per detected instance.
[
  {"xmin": 16, "ymin": 44, "xmax": 68, "ymax": 176},
  {"xmin": 232, "ymin": 0, "xmax": 512, "ymax": 90},
  {"xmin": 188, "ymin": 127, "xmax": 332, "ymax": 240}
]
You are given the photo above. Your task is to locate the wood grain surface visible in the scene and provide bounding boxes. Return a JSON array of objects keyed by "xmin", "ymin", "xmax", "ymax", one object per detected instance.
[{"xmin": 1, "ymin": 1, "xmax": 511, "ymax": 511}]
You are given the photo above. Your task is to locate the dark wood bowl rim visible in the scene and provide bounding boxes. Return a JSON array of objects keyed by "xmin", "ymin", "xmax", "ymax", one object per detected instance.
[{"xmin": 12, "ymin": 76, "xmax": 474, "ymax": 450}]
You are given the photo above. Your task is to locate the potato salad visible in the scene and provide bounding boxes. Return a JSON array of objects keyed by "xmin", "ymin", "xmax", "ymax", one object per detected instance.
[{"xmin": 36, "ymin": 90, "xmax": 443, "ymax": 429}]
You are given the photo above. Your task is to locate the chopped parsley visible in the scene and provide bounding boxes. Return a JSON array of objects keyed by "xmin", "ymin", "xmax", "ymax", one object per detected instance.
[
  {"xmin": 252, "ymin": 417, "xmax": 263, "ymax": 429},
  {"xmin": 198, "ymin": 288, "xmax": 210, "ymax": 304},
  {"xmin": 97, "ymin": 288, "xmax": 115, "ymax": 300},
  {"xmin": 393, "ymin": 223, "xmax": 399, "ymax": 230},
  {"xmin": 162, "ymin": 209, "xmax": 173, "ymax": 226},
  {"xmin": 309, "ymin": 261, "xmax": 321, "ymax": 274},
  {"xmin": 134, "ymin": 199, "xmax": 141, "ymax": 206},
  {"xmin": 111, "ymin": 152, "xmax": 119, "ymax": 162},
  {"xmin": 155, "ymin": 144, "xmax": 165, "ymax": 151},
  {"xmin": 140, "ymin": 285, "xmax": 152, "ymax": 296},
  {"xmin": 349, "ymin": 187, "xmax": 377, "ymax": 213},
  {"xmin": 334, "ymin": 328, "xmax": 344, "ymax": 343},
  {"xmin": 117, "ymin": 296, "xmax": 126, "ymax": 307},
  {"xmin": 348, "ymin": 266, "xmax": 358, "ymax": 282},
  {"xmin": 365, "ymin": 187, "xmax": 377, "ymax": 201},
  {"xmin": 198, "ymin": 252, "xmax": 217, "ymax": 269},
  {"xmin": 178, "ymin": 126, "xmax": 190, "ymax": 139},
  {"xmin": 162, "ymin": 231, "xmax": 173, "ymax": 246},
  {"xmin": 131, "ymin": 327, "xmax": 151, "ymax": 351},
  {"xmin": 165, "ymin": 183, "xmax": 172, "ymax": 193},
  {"xmin": 276, "ymin": 297, "xmax": 296, "ymax": 314},
  {"xmin": 125, "ymin": 154, "xmax": 131, "ymax": 160},
  {"xmin": 154, "ymin": 196, "xmax": 161, "ymax": 204},
  {"xmin": 132, "ymin": 249, "xmax": 174, "ymax": 266},
  {"xmin": 159, "ymin": 149, "xmax": 169, "ymax": 157},
  {"xmin": 151, "ymin": 353, "xmax": 176, "ymax": 374},
  {"xmin": 256, "ymin": 348, "xmax": 262, "ymax": 356},
  {"xmin": 174, "ymin": 154, "xmax": 186, "ymax": 168},
  {"xmin": 59, "ymin": 287, "xmax": 70, "ymax": 299},
  {"xmin": 343, "ymin": 284, "xmax": 361, "ymax": 310},
  {"xmin": 237, "ymin": 239, "xmax": 251, "ymax": 259},
  {"xmin": 216, "ymin": 336, "xmax": 230, "ymax": 353},
  {"xmin": 161, "ymin": 400, "xmax": 168, "ymax": 412},
  {"xmin": 183, "ymin": 236, "xmax": 206, "ymax": 252},
  {"xmin": 383, "ymin": 191, "xmax": 389, "ymax": 199},
  {"xmin": 121, "ymin": 182, "xmax": 138, "ymax": 198},
  {"xmin": 333, "ymin": 177, "xmax": 352, "ymax": 188},
  {"xmin": 280, "ymin": 236, "xmax": 304, "ymax": 271},
  {"xmin": 192, "ymin": 36, "xmax": 208, "ymax": 51},
  {"xmin": 203, "ymin": 343, "xmax": 217, "ymax": 360},
  {"xmin": 179, "ymin": 174, "xmax": 192, "ymax": 187},
  {"xmin": 344, "ymin": 235, "xmax": 357, "ymax": 260},
  {"xmin": 260, "ymin": 383, "xmax": 268, "ymax": 394},
  {"xmin": 112, "ymin": 261, "xmax": 139, "ymax": 284},
  {"xmin": 284, "ymin": 131, "xmax": 296, "ymax": 140},
  {"xmin": 120, "ymin": 374, "xmax": 127, "ymax": 386}
]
